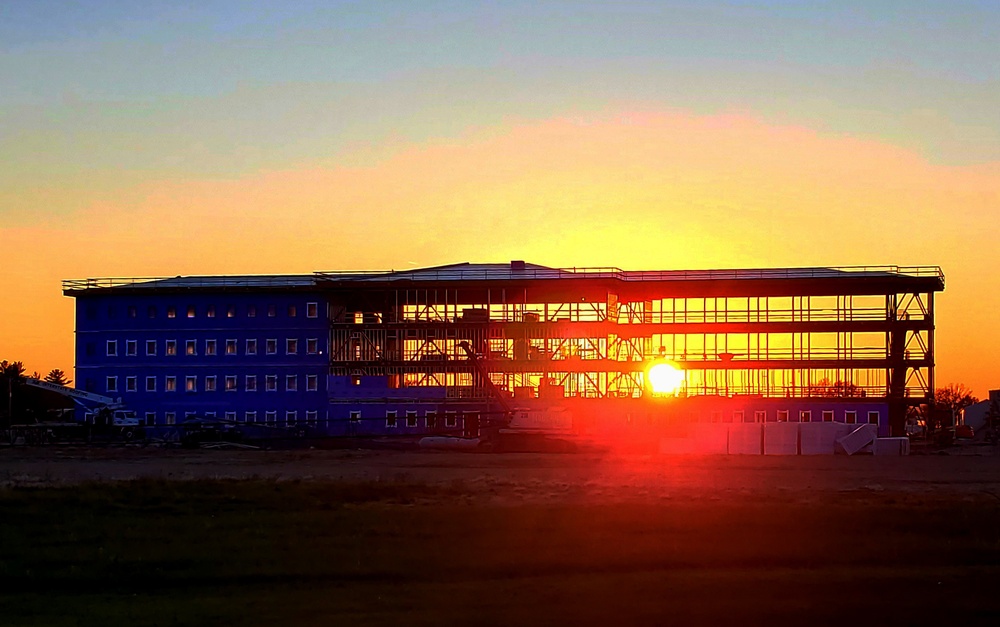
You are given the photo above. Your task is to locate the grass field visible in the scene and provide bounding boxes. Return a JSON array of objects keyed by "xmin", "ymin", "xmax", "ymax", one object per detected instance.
[{"xmin": 2, "ymin": 462, "xmax": 1000, "ymax": 627}]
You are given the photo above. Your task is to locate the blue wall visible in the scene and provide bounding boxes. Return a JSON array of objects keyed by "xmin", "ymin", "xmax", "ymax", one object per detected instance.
[{"xmin": 75, "ymin": 291, "xmax": 329, "ymax": 428}]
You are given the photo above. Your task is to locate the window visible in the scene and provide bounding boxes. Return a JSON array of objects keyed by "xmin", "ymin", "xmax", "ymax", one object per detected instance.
[
  {"xmin": 128, "ymin": 306, "xmax": 137, "ymax": 318},
  {"xmin": 777, "ymin": 410, "xmax": 789, "ymax": 422},
  {"xmin": 185, "ymin": 411, "xmax": 197, "ymax": 420},
  {"xmin": 148, "ymin": 305, "xmax": 156, "ymax": 318},
  {"xmin": 426, "ymin": 413, "xmax": 437, "ymax": 429},
  {"xmin": 187, "ymin": 306, "xmax": 196, "ymax": 318},
  {"xmin": 246, "ymin": 339, "xmax": 257, "ymax": 355},
  {"xmin": 306, "ymin": 374, "xmax": 318, "ymax": 392},
  {"xmin": 126, "ymin": 340, "xmax": 137, "ymax": 356},
  {"xmin": 247, "ymin": 305, "xmax": 256, "ymax": 318},
  {"xmin": 286, "ymin": 339, "xmax": 298, "ymax": 354},
  {"xmin": 288, "ymin": 305, "xmax": 297, "ymax": 317},
  {"xmin": 86, "ymin": 343, "xmax": 95, "ymax": 357},
  {"xmin": 246, "ymin": 375, "xmax": 257, "ymax": 391},
  {"xmin": 267, "ymin": 305, "xmax": 276, "ymax": 318},
  {"xmin": 845, "ymin": 411, "xmax": 857, "ymax": 424},
  {"xmin": 185, "ymin": 376, "xmax": 197, "ymax": 392},
  {"xmin": 386, "ymin": 411, "xmax": 397, "ymax": 428},
  {"xmin": 286, "ymin": 410, "xmax": 297, "ymax": 425},
  {"xmin": 732, "ymin": 411, "xmax": 743, "ymax": 423},
  {"xmin": 406, "ymin": 411, "xmax": 418, "ymax": 427},
  {"xmin": 107, "ymin": 305, "xmax": 115, "ymax": 319},
  {"xmin": 106, "ymin": 376, "xmax": 118, "ymax": 393},
  {"xmin": 166, "ymin": 340, "xmax": 177, "ymax": 356},
  {"xmin": 711, "ymin": 411, "xmax": 722, "ymax": 423},
  {"xmin": 165, "ymin": 412, "xmax": 176, "ymax": 425},
  {"xmin": 445, "ymin": 412, "xmax": 457, "ymax": 428},
  {"xmin": 822, "ymin": 410, "xmax": 835, "ymax": 422},
  {"xmin": 799, "ymin": 410, "xmax": 812, "ymax": 423},
  {"xmin": 226, "ymin": 339, "xmax": 237, "ymax": 355},
  {"xmin": 126, "ymin": 376, "xmax": 137, "ymax": 392},
  {"xmin": 286, "ymin": 374, "xmax": 297, "ymax": 392},
  {"xmin": 165, "ymin": 376, "xmax": 177, "ymax": 392},
  {"xmin": 205, "ymin": 411, "xmax": 216, "ymax": 419},
  {"xmin": 207, "ymin": 305, "xmax": 216, "ymax": 318},
  {"xmin": 350, "ymin": 411, "xmax": 361, "ymax": 423},
  {"xmin": 307, "ymin": 302, "xmax": 318, "ymax": 318},
  {"xmin": 205, "ymin": 376, "xmax": 217, "ymax": 392},
  {"xmin": 266, "ymin": 375, "xmax": 277, "ymax": 391},
  {"xmin": 245, "ymin": 411, "xmax": 257, "ymax": 423},
  {"xmin": 868, "ymin": 411, "xmax": 879, "ymax": 425},
  {"xmin": 144, "ymin": 412, "xmax": 155, "ymax": 426},
  {"xmin": 167, "ymin": 306, "xmax": 176, "ymax": 318},
  {"xmin": 186, "ymin": 340, "xmax": 197, "ymax": 356},
  {"xmin": 146, "ymin": 376, "xmax": 156, "ymax": 392},
  {"xmin": 265, "ymin": 410, "xmax": 277, "ymax": 424},
  {"xmin": 146, "ymin": 340, "xmax": 157, "ymax": 356},
  {"xmin": 266, "ymin": 339, "xmax": 277, "ymax": 355},
  {"xmin": 86, "ymin": 305, "xmax": 96, "ymax": 321},
  {"xmin": 227, "ymin": 305, "xmax": 236, "ymax": 318},
  {"xmin": 306, "ymin": 338, "xmax": 319, "ymax": 355},
  {"xmin": 225, "ymin": 411, "xmax": 237, "ymax": 422},
  {"xmin": 106, "ymin": 340, "xmax": 117, "ymax": 356},
  {"xmin": 351, "ymin": 375, "xmax": 362, "ymax": 386},
  {"xmin": 226, "ymin": 375, "xmax": 237, "ymax": 391},
  {"xmin": 754, "ymin": 410, "xmax": 766, "ymax": 423},
  {"xmin": 206, "ymin": 339, "xmax": 217, "ymax": 356},
  {"xmin": 306, "ymin": 410, "xmax": 317, "ymax": 424}
]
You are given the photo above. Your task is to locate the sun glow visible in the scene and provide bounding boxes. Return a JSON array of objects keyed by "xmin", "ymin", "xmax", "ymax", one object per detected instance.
[{"xmin": 647, "ymin": 362, "xmax": 685, "ymax": 395}]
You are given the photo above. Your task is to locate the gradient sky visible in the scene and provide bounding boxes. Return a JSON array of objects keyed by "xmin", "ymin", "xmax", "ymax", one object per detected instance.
[{"xmin": 2, "ymin": 1, "xmax": 998, "ymax": 395}]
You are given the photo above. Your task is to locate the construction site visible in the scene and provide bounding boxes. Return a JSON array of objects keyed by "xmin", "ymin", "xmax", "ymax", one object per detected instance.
[{"xmin": 4, "ymin": 261, "xmax": 938, "ymax": 455}]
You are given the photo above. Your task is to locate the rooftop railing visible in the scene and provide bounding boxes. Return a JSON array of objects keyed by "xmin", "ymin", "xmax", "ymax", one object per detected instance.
[{"xmin": 64, "ymin": 265, "xmax": 944, "ymax": 291}]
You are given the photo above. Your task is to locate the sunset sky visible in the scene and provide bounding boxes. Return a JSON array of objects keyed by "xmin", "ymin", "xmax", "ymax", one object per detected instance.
[{"xmin": 2, "ymin": 1, "xmax": 998, "ymax": 395}]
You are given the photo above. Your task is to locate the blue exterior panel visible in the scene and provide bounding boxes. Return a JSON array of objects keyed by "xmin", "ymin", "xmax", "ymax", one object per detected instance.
[{"xmin": 75, "ymin": 291, "xmax": 330, "ymax": 429}]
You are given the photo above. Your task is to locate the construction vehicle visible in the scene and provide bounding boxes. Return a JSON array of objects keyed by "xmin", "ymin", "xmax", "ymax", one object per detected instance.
[{"xmin": 4, "ymin": 378, "xmax": 143, "ymax": 445}]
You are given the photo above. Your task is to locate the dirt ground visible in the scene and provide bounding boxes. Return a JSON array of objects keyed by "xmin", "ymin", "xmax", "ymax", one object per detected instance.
[
  {"xmin": 2, "ymin": 445, "xmax": 1000, "ymax": 502},
  {"xmin": 3, "ymin": 446, "xmax": 1000, "ymax": 626}
]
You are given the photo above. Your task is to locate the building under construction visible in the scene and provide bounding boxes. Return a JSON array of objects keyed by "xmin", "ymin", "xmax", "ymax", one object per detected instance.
[{"xmin": 65, "ymin": 261, "xmax": 944, "ymax": 439}]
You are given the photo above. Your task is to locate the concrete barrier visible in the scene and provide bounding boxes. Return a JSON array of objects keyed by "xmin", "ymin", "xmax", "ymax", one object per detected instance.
[
  {"xmin": 763, "ymin": 422, "xmax": 799, "ymax": 455},
  {"xmin": 728, "ymin": 422, "xmax": 763, "ymax": 455},
  {"xmin": 873, "ymin": 437, "xmax": 910, "ymax": 456},
  {"xmin": 800, "ymin": 422, "xmax": 851, "ymax": 455},
  {"xmin": 835, "ymin": 424, "xmax": 877, "ymax": 455}
]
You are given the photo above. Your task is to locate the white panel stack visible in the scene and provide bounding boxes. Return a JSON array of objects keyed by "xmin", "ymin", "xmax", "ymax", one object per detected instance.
[
  {"xmin": 728, "ymin": 422, "xmax": 763, "ymax": 455},
  {"xmin": 799, "ymin": 422, "xmax": 851, "ymax": 455},
  {"xmin": 763, "ymin": 422, "xmax": 799, "ymax": 455},
  {"xmin": 873, "ymin": 437, "xmax": 910, "ymax": 456},
  {"xmin": 835, "ymin": 424, "xmax": 877, "ymax": 455}
]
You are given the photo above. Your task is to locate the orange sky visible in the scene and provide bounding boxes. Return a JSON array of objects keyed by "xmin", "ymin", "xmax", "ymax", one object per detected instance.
[{"xmin": 2, "ymin": 109, "xmax": 998, "ymax": 395}]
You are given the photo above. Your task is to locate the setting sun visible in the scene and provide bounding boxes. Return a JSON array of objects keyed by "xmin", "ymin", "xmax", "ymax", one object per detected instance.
[{"xmin": 647, "ymin": 362, "xmax": 685, "ymax": 396}]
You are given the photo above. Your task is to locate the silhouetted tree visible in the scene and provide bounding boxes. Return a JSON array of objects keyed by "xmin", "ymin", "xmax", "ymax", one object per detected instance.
[
  {"xmin": 44, "ymin": 369, "xmax": 72, "ymax": 386},
  {"xmin": 935, "ymin": 383, "xmax": 979, "ymax": 414},
  {"xmin": 808, "ymin": 378, "xmax": 863, "ymax": 397},
  {"xmin": 1, "ymin": 360, "xmax": 26, "ymax": 425}
]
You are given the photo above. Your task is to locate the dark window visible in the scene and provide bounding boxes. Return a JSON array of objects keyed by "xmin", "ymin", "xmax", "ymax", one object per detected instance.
[
  {"xmin": 148, "ymin": 305, "xmax": 156, "ymax": 318},
  {"xmin": 267, "ymin": 305, "xmax": 276, "ymax": 317},
  {"xmin": 128, "ymin": 306, "xmax": 137, "ymax": 318},
  {"xmin": 86, "ymin": 306, "xmax": 96, "ymax": 320},
  {"xmin": 85, "ymin": 343, "xmax": 95, "ymax": 356},
  {"xmin": 207, "ymin": 305, "xmax": 216, "ymax": 318},
  {"xmin": 247, "ymin": 305, "xmax": 256, "ymax": 318},
  {"xmin": 107, "ymin": 306, "xmax": 115, "ymax": 319},
  {"xmin": 288, "ymin": 305, "xmax": 297, "ymax": 317}
]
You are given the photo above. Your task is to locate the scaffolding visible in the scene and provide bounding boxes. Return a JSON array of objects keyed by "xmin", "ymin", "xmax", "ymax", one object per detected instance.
[{"xmin": 322, "ymin": 263, "xmax": 944, "ymax": 430}]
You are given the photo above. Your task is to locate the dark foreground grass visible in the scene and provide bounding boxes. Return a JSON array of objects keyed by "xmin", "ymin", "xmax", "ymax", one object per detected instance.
[{"xmin": 2, "ymin": 479, "xmax": 1000, "ymax": 626}]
